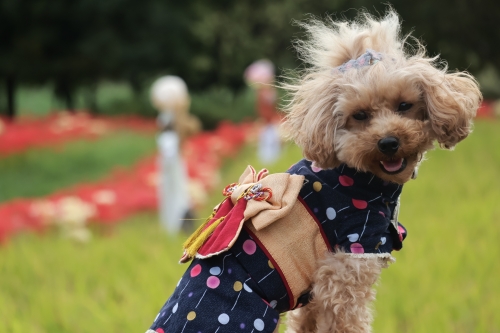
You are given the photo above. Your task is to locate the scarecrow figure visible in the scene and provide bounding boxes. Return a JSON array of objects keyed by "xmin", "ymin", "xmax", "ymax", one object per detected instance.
[
  {"xmin": 244, "ymin": 60, "xmax": 282, "ymax": 165},
  {"xmin": 150, "ymin": 76, "xmax": 201, "ymax": 234}
]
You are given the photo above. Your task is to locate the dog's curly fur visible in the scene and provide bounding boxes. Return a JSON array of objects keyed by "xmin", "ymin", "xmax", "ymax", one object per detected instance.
[
  {"xmin": 281, "ymin": 9, "xmax": 480, "ymax": 184},
  {"xmin": 280, "ymin": 9, "xmax": 481, "ymax": 333}
]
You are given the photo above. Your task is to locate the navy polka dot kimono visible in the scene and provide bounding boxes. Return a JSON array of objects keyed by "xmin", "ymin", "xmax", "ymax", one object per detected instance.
[{"xmin": 147, "ymin": 160, "xmax": 407, "ymax": 333}]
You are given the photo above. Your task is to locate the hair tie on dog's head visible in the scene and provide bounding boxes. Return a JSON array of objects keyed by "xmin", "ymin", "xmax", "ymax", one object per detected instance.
[{"xmin": 332, "ymin": 49, "xmax": 383, "ymax": 74}]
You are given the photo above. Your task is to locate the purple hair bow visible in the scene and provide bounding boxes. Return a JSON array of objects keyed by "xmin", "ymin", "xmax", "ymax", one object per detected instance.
[{"xmin": 333, "ymin": 49, "xmax": 383, "ymax": 74}]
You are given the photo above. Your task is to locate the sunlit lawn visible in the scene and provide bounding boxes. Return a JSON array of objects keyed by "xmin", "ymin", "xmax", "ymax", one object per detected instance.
[{"xmin": 0, "ymin": 121, "xmax": 499, "ymax": 333}]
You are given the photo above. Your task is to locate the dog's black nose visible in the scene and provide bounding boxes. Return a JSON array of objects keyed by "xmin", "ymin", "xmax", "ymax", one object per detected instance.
[{"xmin": 378, "ymin": 136, "xmax": 400, "ymax": 155}]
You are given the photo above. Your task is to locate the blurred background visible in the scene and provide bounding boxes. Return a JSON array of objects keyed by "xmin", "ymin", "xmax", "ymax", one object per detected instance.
[{"xmin": 0, "ymin": 0, "xmax": 499, "ymax": 332}]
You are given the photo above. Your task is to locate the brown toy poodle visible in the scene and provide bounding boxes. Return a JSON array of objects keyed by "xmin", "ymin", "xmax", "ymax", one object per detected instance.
[{"xmin": 146, "ymin": 9, "xmax": 481, "ymax": 333}]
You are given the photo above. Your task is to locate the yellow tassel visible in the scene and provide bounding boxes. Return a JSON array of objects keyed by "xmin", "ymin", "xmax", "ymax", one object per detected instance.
[
  {"xmin": 184, "ymin": 216, "xmax": 226, "ymax": 258},
  {"xmin": 183, "ymin": 210, "xmax": 216, "ymax": 250}
]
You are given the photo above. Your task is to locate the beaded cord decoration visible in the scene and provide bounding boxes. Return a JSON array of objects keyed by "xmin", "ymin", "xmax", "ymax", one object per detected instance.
[{"xmin": 181, "ymin": 181, "xmax": 272, "ymax": 261}]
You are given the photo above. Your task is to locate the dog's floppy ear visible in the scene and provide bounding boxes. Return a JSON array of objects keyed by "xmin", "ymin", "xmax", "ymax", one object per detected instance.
[
  {"xmin": 421, "ymin": 69, "xmax": 482, "ymax": 149},
  {"xmin": 280, "ymin": 74, "xmax": 343, "ymax": 169}
]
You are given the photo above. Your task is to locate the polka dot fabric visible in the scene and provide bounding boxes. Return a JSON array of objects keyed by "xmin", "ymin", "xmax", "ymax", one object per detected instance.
[
  {"xmin": 288, "ymin": 159, "xmax": 407, "ymax": 256},
  {"xmin": 229, "ymin": 228, "xmax": 291, "ymax": 313},
  {"xmin": 148, "ymin": 159, "xmax": 407, "ymax": 332},
  {"xmin": 149, "ymin": 249, "xmax": 280, "ymax": 333}
]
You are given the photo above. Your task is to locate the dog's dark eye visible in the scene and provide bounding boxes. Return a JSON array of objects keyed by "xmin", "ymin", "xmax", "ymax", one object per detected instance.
[
  {"xmin": 352, "ymin": 111, "xmax": 368, "ymax": 120},
  {"xmin": 397, "ymin": 102, "xmax": 413, "ymax": 112}
]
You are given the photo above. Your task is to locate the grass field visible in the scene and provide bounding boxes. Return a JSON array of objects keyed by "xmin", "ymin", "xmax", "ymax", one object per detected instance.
[
  {"xmin": 0, "ymin": 120, "xmax": 499, "ymax": 333},
  {"xmin": 0, "ymin": 130, "xmax": 156, "ymax": 202}
]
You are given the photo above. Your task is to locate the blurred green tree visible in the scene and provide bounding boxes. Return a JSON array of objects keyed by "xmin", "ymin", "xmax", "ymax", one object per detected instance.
[
  {"xmin": 0, "ymin": 0, "xmax": 194, "ymax": 116},
  {"xmin": 0, "ymin": 0, "xmax": 497, "ymax": 117}
]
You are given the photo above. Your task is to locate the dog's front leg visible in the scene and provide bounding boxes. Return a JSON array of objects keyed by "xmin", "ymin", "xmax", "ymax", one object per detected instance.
[
  {"xmin": 290, "ymin": 252, "xmax": 387, "ymax": 333},
  {"xmin": 285, "ymin": 306, "xmax": 317, "ymax": 333}
]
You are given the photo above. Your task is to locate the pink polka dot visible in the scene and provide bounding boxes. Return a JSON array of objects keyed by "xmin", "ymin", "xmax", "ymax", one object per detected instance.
[
  {"xmin": 155, "ymin": 329, "xmax": 165, "ymax": 333},
  {"xmin": 352, "ymin": 199, "xmax": 368, "ymax": 209},
  {"xmin": 207, "ymin": 276, "xmax": 220, "ymax": 289},
  {"xmin": 243, "ymin": 239, "xmax": 257, "ymax": 255},
  {"xmin": 379, "ymin": 211, "xmax": 385, "ymax": 217},
  {"xmin": 311, "ymin": 166, "xmax": 322, "ymax": 172},
  {"xmin": 398, "ymin": 225, "xmax": 406, "ymax": 241},
  {"xmin": 350, "ymin": 243, "xmax": 364, "ymax": 254},
  {"xmin": 339, "ymin": 175, "xmax": 354, "ymax": 186},
  {"xmin": 190, "ymin": 264, "xmax": 202, "ymax": 277}
]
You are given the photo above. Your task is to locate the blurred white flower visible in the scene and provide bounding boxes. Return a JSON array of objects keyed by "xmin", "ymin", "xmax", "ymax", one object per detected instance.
[
  {"xmin": 55, "ymin": 196, "xmax": 96, "ymax": 243},
  {"xmin": 92, "ymin": 190, "xmax": 116, "ymax": 205},
  {"xmin": 56, "ymin": 196, "xmax": 96, "ymax": 226}
]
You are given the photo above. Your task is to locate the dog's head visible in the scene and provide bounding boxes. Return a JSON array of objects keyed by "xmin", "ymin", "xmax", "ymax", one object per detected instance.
[{"xmin": 281, "ymin": 10, "xmax": 482, "ymax": 184}]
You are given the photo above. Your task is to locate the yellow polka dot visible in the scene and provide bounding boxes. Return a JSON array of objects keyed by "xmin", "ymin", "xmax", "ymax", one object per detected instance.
[
  {"xmin": 268, "ymin": 260, "xmax": 274, "ymax": 269},
  {"xmin": 233, "ymin": 281, "xmax": 243, "ymax": 292},
  {"xmin": 313, "ymin": 181, "xmax": 322, "ymax": 192},
  {"xmin": 187, "ymin": 311, "xmax": 196, "ymax": 321}
]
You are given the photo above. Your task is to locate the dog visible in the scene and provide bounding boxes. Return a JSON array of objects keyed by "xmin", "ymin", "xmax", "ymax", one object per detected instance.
[{"xmin": 146, "ymin": 9, "xmax": 481, "ymax": 333}]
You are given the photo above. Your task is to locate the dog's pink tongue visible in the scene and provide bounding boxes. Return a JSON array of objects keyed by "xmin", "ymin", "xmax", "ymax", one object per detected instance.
[{"xmin": 381, "ymin": 159, "xmax": 403, "ymax": 172}]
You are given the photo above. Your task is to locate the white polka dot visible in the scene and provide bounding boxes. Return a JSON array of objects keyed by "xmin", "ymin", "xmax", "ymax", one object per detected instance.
[
  {"xmin": 326, "ymin": 207, "xmax": 336, "ymax": 220},
  {"xmin": 218, "ymin": 313, "xmax": 230, "ymax": 325},
  {"xmin": 243, "ymin": 283, "xmax": 253, "ymax": 293},
  {"xmin": 347, "ymin": 233, "xmax": 359, "ymax": 242},
  {"xmin": 210, "ymin": 266, "xmax": 221, "ymax": 275},
  {"xmin": 254, "ymin": 318, "xmax": 265, "ymax": 331},
  {"xmin": 270, "ymin": 300, "xmax": 277, "ymax": 308},
  {"xmin": 172, "ymin": 303, "xmax": 178, "ymax": 313},
  {"xmin": 381, "ymin": 237, "xmax": 387, "ymax": 245}
]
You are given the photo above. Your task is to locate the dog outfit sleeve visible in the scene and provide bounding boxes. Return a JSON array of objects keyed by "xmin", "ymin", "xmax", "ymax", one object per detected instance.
[
  {"xmin": 148, "ymin": 255, "xmax": 280, "ymax": 333},
  {"xmin": 334, "ymin": 210, "xmax": 405, "ymax": 256}
]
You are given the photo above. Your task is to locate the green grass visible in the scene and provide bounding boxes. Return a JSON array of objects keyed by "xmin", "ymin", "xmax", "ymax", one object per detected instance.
[
  {"xmin": 0, "ymin": 213, "xmax": 180, "ymax": 333},
  {"xmin": 0, "ymin": 130, "xmax": 156, "ymax": 202},
  {"xmin": 0, "ymin": 120, "xmax": 499, "ymax": 332},
  {"xmin": 375, "ymin": 120, "xmax": 500, "ymax": 333}
]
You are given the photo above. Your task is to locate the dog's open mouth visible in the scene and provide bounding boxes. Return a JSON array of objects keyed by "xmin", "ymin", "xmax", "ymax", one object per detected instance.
[{"xmin": 379, "ymin": 158, "xmax": 407, "ymax": 174}]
